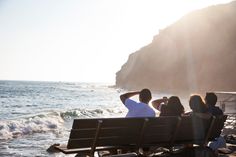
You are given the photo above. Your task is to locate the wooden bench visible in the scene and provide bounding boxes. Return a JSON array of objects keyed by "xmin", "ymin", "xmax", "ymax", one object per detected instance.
[{"xmin": 55, "ymin": 115, "xmax": 227, "ymax": 157}]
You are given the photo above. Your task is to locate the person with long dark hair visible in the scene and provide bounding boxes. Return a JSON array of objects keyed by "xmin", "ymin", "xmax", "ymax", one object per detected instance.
[
  {"xmin": 152, "ymin": 96, "xmax": 184, "ymax": 116},
  {"xmin": 186, "ymin": 94, "xmax": 212, "ymax": 118}
]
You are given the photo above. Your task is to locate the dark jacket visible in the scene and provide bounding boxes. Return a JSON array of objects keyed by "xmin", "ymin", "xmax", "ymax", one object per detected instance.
[{"xmin": 208, "ymin": 105, "xmax": 223, "ymax": 116}]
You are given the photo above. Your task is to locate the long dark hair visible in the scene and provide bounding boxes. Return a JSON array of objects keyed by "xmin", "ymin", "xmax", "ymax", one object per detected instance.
[
  {"xmin": 189, "ymin": 94, "xmax": 208, "ymax": 113},
  {"xmin": 160, "ymin": 96, "xmax": 184, "ymax": 116}
]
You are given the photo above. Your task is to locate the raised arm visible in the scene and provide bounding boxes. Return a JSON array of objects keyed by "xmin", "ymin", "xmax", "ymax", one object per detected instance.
[
  {"xmin": 120, "ymin": 91, "xmax": 140, "ymax": 104},
  {"xmin": 152, "ymin": 97, "xmax": 168, "ymax": 110}
]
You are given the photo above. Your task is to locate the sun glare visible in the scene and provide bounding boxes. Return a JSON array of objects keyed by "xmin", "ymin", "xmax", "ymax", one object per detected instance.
[{"xmin": 0, "ymin": 0, "xmax": 234, "ymax": 83}]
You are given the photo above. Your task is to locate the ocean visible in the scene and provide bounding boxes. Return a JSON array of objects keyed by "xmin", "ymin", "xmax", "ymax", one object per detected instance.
[
  {"xmin": 0, "ymin": 80, "xmax": 128, "ymax": 157},
  {"xmin": 1, "ymin": 81, "xmax": 234, "ymax": 157}
]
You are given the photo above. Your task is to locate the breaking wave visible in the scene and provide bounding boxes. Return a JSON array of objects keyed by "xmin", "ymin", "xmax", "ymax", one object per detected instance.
[{"xmin": 0, "ymin": 108, "xmax": 124, "ymax": 140}]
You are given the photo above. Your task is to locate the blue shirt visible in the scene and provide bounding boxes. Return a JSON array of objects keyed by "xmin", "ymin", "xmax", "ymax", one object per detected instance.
[{"xmin": 124, "ymin": 98, "xmax": 156, "ymax": 117}]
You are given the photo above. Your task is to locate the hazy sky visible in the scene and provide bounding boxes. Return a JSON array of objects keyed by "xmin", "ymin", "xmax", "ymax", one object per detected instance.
[{"xmin": 0, "ymin": 0, "xmax": 233, "ymax": 83}]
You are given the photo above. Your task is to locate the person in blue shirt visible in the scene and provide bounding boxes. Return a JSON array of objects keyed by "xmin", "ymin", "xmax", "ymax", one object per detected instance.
[
  {"xmin": 120, "ymin": 88, "xmax": 156, "ymax": 117},
  {"xmin": 205, "ymin": 92, "xmax": 223, "ymax": 116},
  {"xmin": 119, "ymin": 88, "xmax": 155, "ymax": 155}
]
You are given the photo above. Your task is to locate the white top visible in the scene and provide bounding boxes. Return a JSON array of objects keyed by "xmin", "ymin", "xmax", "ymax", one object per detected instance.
[{"xmin": 124, "ymin": 98, "xmax": 156, "ymax": 117}]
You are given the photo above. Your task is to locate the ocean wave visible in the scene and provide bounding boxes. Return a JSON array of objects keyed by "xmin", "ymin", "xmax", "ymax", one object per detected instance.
[
  {"xmin": 60, "ymin": 109, "xmax": 103, "ymax": 119},
  {"xmin": 0, "ymin": 108, "xmax": 124, "ymax": 140},
  {"xmin": 0, "ymin": 112, "xmax": 64, "ymax": 140},
  {"xmin": 60, "ymin": 107, "xmax": 124, "ymax": 119}
]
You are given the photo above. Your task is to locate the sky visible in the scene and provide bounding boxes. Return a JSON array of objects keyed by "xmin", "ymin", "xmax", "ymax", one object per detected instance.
[{"xmin": 0, "ymin": 0, "xmax": 233, "ymax": 84}]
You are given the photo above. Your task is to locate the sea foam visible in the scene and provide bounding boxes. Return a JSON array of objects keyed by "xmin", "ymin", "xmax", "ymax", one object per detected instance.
[
  {"xmin": 0, "ymin": 112, "xmax": 64, "ymax": 140},
  {"xmin": 0, "ymin": 107, "xmax": 124, "ymax": 140}
]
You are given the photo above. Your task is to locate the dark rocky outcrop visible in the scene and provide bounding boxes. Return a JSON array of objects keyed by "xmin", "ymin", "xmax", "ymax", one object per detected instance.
[{"xmin": 116, "ymin": 1, "xmax": 236, "ymax": 94}]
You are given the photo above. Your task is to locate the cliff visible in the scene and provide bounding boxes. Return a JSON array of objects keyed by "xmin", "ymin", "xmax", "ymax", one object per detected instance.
[{"xmin": 116, "ymin": 1, "xmax": 236, "ymax": 94}]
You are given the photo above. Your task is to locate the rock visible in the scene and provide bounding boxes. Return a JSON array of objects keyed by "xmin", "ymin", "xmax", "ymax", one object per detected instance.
[{"xmin": 116, "ymin": 1, "xmax": 236, "ymax": 94}]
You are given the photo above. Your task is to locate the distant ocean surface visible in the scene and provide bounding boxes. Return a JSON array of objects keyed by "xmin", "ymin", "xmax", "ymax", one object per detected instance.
[{"xmin": 0, "ymin": 80, "xmax": 128, "ymax": 157}]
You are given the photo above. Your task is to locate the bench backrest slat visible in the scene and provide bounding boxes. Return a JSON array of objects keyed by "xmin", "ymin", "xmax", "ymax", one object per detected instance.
[
  {"xmin": 70, "ymin": 127, "xmax": 140, "ymax": 139},
  {"xmin": 72, "ymin": 118, "xmax": 144, "ymax": 129}
]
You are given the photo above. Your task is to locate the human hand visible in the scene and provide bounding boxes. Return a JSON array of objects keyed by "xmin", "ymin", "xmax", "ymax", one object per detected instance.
[{"xmin": 163, "ymin": 97, "xmax": 168, "ymax": 104}]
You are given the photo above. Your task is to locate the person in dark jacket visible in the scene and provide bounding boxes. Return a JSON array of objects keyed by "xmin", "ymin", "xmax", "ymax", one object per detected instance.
[
  {"xmin": 205, "ymin": 92, "xmax": 223, "ymax": 116},
  {"xmin": 205, "ymin": 92, "xmax": 225, "ymax": 151}
]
